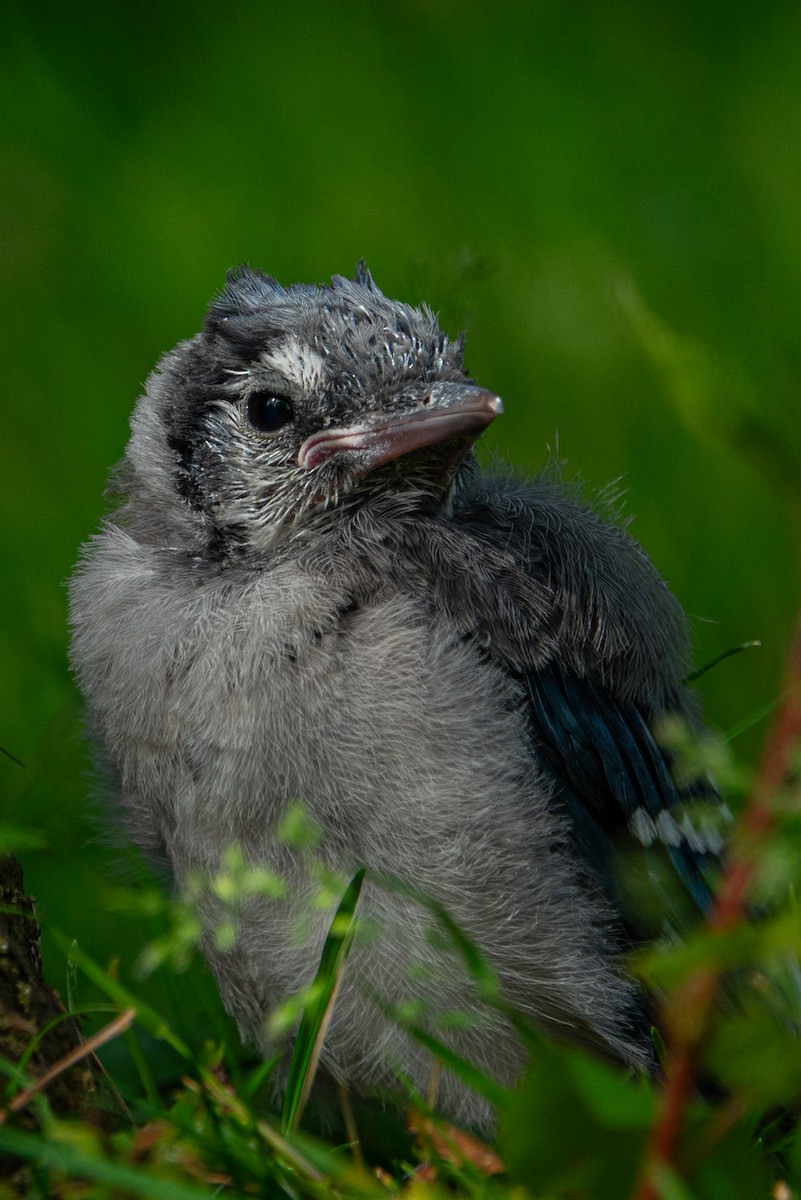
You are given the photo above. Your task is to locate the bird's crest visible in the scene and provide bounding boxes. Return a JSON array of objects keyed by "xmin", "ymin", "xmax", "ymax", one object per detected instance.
[{"xmin": 204, "ymin": 264, "xmax": 466, "ymax": 383}]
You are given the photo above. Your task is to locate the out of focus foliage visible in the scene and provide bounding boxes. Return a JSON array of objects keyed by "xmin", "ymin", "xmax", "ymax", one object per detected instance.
[
  {"xmin": 1, "ymin": 0, "xmax": 800, "ymax": 1195},
  {"xmin": 3, "ymin": 751, "xmax": 801, "ymax": 1198}
]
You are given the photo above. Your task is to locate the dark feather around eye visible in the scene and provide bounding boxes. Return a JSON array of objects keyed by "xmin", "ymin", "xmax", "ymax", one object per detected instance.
[{"xmin": 246, "ymin": 392, "xmax": 294, "ymax": 434}]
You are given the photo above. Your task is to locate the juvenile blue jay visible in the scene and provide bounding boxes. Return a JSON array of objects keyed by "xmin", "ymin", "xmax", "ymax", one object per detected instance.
[{"xmin": 69, "ymin": 265, "xmax": 720, "ymax": 1128}]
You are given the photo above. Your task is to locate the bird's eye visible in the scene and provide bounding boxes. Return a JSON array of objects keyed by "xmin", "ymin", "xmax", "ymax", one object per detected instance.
[{"xmin": 246, "ymin": 392, "xmax": 294, "ymax": 434}]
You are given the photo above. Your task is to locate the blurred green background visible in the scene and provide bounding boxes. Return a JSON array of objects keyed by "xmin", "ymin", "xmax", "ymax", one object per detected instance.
[{"xmin": 2, "ymin": 0, "xmax": 800, "ymax": 1066}]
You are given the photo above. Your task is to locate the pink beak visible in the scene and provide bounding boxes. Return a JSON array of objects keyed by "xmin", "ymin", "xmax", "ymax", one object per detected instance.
[{"xmin": 297, "ymin": 384, "xmax": 503, "ymax": 475}]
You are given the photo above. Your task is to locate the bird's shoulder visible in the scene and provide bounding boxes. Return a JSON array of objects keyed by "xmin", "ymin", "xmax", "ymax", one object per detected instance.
[{"xmin": 366, "ymin": 467, "xmax": 691, "ymax": 713}]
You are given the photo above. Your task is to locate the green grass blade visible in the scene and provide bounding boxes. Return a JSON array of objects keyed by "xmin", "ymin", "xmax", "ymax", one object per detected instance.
[
  {"xmin": 685, "ymin": 640, "xmax": 762, "ymax": 684},
  {"xmin": 393, "ymin": 1017, "xmax": 509, "ymax": 1111},
  {"xmin": 281, "ymin": 867, "xmax": 366, "ymax": 1135},
  {"xmin": 48, "ymin": 927, "xmax": 191, "ymax": 1060},
  {"xmin": 0, "ymin": 1125, "xmax": 217, "ymax": 1200}
]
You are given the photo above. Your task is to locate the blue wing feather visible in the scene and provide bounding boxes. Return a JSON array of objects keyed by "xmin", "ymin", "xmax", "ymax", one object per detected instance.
[{"xmin": 526, "ymin": 664, "xmax": 718, "ymax": 924}]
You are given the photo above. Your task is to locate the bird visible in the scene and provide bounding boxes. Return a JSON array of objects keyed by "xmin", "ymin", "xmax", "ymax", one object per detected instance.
[{"xmin": 69, "ymin": 263, "xmax": 722, "ymax": 1130}]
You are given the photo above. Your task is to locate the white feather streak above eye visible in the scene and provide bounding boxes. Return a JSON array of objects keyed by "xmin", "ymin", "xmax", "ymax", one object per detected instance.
[{"xmin": 260, "ymin": 337, "xmax": 326, "ymax": 393}]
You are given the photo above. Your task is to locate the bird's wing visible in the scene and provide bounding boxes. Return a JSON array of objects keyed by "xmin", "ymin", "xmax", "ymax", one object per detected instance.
[{"xmin": 525, "ymin": 662, "xmax": 721, "ymax": 930}]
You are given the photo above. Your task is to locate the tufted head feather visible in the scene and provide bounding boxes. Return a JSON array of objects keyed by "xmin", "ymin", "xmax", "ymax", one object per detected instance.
[{"xmin": 204, "ymin": 262, "xmax": 465, "ymax": 386}]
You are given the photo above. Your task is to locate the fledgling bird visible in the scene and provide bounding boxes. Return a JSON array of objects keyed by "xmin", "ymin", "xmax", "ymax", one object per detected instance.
[{"xmin": 69, "ymin": 264, "xmax": 720, "ymax": 1129}]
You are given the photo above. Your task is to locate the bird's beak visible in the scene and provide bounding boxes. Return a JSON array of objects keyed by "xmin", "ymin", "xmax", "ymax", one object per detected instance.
[{"xmin": 297, "ymin": 383, "xmax": 503, "ymax": 474}]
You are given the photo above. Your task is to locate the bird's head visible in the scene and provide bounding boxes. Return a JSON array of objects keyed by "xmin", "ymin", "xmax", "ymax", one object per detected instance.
[{"xmin": 123, "ymin": 264, "xmax": 502, "ymax": 559}]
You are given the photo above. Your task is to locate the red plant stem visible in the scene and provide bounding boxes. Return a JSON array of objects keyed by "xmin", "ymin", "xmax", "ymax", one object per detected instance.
[{"xmin": 633, "ymin": 613, "xmax": 801, "ymax": 1200}]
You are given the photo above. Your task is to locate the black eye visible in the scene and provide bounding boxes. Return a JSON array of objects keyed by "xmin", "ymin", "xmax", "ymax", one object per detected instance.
[{"xmin": 246, "ymin": 392, "xmax": 294, "ymax": 434}]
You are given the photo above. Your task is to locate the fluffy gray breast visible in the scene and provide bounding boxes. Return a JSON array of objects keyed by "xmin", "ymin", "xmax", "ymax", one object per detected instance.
[{"xmin": 69, "ymin": 522, "xmax": 544, "ymax": 877}]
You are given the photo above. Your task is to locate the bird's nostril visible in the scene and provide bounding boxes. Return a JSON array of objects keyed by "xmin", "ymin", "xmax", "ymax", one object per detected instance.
[{"xmin": 421, "ymin": 394, "xmax": 432, "ymax": 407}]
